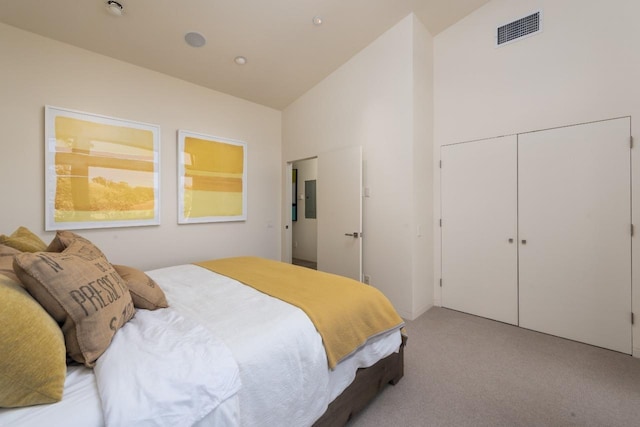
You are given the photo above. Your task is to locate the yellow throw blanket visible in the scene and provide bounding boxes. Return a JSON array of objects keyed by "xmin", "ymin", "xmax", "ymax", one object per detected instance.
[{"xmin": 195, "ymin": 257, "xmax": 404, "ymax": 369}]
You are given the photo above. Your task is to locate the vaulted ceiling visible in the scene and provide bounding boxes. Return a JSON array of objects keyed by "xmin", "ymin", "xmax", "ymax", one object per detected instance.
[{"xmin": 0, "ymin": 0, "xmax": 489, "ymax": 109}]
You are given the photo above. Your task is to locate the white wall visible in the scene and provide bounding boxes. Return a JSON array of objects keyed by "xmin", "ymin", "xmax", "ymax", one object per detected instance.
[
  {"xmin": 282, "ymin": 14, "xmax": 434, "ymax": 319},
  {"xmin": 0, "ymin": 23, "xmax": 282, "ymax": 271},
  {"xmin": 433, "ymin": 0, "xmax": 640, "ymax": 354},
  {"xmin": 292, "ymin": 158, "xmax": 317, "ymax": 262},
  {"xmin": 412, "ymin": 15, "xmax": 435, "ymax": 316}
]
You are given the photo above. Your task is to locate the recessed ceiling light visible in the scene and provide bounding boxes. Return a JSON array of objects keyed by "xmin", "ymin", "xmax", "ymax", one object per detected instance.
[
  {"xmin": 234, "ymin": 56, "xmax": 247, "ymax": 65},
  {"xmin": 312, "ymin": 15, "xmax": 323, "ymax": 26},
  {"xmin": 106, "ymin": 1, "xmax": 124, "ymax": 16},
  {"xmin": 184, "ymin": 32, "xmax": 206, "ymax": 48}
]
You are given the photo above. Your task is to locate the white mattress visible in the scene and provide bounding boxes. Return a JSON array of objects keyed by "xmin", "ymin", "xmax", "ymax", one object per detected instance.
[{"xmin": 0, "ymin": 264, "xmax": 402, "ymax": 427}]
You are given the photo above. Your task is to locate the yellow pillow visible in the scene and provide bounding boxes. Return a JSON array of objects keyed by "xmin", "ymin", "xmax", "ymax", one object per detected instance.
[
  {"xmin": 0, "ymin": 274, "xmax": 66, "ymax": 408},
  {"xmin": 0, "ymin": 226, "xmax": 47, "ymax": 253}
]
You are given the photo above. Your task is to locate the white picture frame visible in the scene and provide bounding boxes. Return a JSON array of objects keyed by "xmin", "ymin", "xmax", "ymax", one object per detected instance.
[
  {"xmin": 44, "ymin": 106, "xmax": 160, "ymax": 230},
  {"xmin": 177, "ymin": 130, "xmax": 247, "ymax": 224}
]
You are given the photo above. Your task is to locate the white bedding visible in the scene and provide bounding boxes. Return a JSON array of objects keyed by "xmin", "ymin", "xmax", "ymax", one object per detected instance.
[
  {"xmin": 94, "ymin": 308, "xmax": 241, "ymax": 427},
  {"xmin": 0, "ymin": 264, "xmax": 402, "ymax": 427}
]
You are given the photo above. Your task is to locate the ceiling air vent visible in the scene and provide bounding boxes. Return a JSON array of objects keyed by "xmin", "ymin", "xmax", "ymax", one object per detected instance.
[{"xmin": 496, "ymin": 11, "xmax": 542, "ymax": 47}]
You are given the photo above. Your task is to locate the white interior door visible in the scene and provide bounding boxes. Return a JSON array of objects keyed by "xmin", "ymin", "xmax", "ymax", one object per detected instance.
[
  {"xmin": 441, "ymin": 136, "xmax": 519, "ymax": 325},
  {"xmin": 284, "ymin": 162, "xmax": 293, "ymax": 264},
  {"xmin": 518, "ymin": 118, "xmax": 631, "ymax": 353},
  {"xmin": 317, "ymin": 146, "xmax": 362, "ymax": 280}
]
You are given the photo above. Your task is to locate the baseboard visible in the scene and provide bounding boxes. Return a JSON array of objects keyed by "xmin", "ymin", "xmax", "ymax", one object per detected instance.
[
  {"xmin": 397, "ymin": 308, "xmax": 412, "ymax": 320},
  {"xmin": 397, "ymin": 303, "xmax": 433, "ymax": 321},
  {"xmin": 411, "ymin": 304, "xmax": 431, "ymax": 320}
]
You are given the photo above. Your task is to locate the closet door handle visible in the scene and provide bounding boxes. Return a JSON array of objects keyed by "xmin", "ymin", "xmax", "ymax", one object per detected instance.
[
  {"xmin": 521, "ymin": 239, "xmax": 527, "ymax": 245},
  {"xmin": 508, "ymin": 238, "xmax": 514, "ymax": 243}
]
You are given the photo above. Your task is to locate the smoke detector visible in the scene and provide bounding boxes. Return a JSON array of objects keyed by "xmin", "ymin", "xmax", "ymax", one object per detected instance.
[{"xmin": 106, "ymin": 1, "xmax": 124, "ymax": 16}]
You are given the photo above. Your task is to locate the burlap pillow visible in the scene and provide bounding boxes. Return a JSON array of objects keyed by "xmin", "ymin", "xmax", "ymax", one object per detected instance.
[
  {"xmin": 46, "ymin": 230, "xmax": 106, "ymax": 258},
  {"xmin": 0, "ymin": 274, "xmax": 66, "ymax": 407},
  {"xmin": 0, "ymin": 226, "xmax": 47, "ymax": 253},
  {"xmin": 0, "ymin": 244, "xmax": 21, "ymax": 283},
  {"xmin": 112, "ymin": 265, "xmax": 168, "ymax": 310},
  {"xmin": 14, "ymin": 240, "xmax": 135, "ymax": 367}
]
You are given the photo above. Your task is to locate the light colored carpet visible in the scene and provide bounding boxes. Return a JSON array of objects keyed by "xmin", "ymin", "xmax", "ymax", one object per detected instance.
[{"xmin": 348, "ymin": 307, "xmax": 640, "ymax": 427}]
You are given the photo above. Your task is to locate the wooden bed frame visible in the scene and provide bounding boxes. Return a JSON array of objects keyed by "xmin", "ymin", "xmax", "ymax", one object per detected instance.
[{"xmin": 313, "ymin": 334, "xmax": 407, "ymax": 427}]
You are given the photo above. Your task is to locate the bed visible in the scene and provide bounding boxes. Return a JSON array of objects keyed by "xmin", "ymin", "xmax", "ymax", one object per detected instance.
[{"xmin": 0, "ymin": 229, "xmax": 405, "ymax": 427}]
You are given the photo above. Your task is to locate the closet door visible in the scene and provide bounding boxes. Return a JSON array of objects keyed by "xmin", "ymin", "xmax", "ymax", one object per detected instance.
[
  {"xmin": 441, "ymin": 136, "xmax": 518, "ymax": 325},
  {"xmin": 518, "ymin": 118, "xmax": 631, "ymax": 353}
]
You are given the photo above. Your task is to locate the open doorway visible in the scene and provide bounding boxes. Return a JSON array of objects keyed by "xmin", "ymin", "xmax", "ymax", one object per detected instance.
[
  {"xmin": 291, "ymin": 158, "xmax": 318, "ymax": 270},
  {"xmin": 284, "ymin": 146, "xmax": 362, "ymax": 280}
]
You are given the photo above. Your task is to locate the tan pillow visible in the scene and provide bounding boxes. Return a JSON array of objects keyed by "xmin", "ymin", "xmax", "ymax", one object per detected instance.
[
  {"xmin": 46, "ymin": 230, "xmax": 106, "ymax": 259},
  {"xmin": 0, "ymin": 244, "xmax": 21, "ymax": 283},
  {"xmin": 113, "ymin": 265, "xmax": 168, "ymax": 310},
  {"xmin": 14, "ymin": 240, "xmax": 135, "ymax": 367},
  {"xmin": 47, "ymin": 232, "xmax": 168, "ymax": 310},
  {"xmin": 0, "ymin": 274, "xmax": 66, "ymax": 407},
  {"xmin": 0, "ymin": 226, "xmax": 47, "ymax": 253}
]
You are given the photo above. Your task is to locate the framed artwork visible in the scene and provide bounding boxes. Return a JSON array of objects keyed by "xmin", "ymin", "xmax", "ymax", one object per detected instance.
[
  {"xmin": 177, "ymin": 130, "xmax": 247, "ymax": 223},
  {"xmin": 44, "ymin": 106, "xmax": 160, "ymax": 230}
]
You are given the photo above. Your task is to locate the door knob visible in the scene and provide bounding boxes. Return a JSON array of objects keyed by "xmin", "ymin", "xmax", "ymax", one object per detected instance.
[
  {"xmin": 508, "ymin": 238, "xmax": 514, "ymax": 243},
  {"xmin": 344, "ymin": 232, "xmax": 359, "ymax": 238},
  {"xmin": 521, "ymin": 239, "xmax": 527, "ymax": 244}
]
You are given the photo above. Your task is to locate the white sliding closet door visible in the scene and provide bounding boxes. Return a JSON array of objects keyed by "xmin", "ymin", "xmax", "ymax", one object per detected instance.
[
  {"xmin": 441, "ymin": 136, "xmax": 518, "ymax": 325},
  {"xmin": 518, "ymin": 118, "xmax": 631, "ymax": 353}
]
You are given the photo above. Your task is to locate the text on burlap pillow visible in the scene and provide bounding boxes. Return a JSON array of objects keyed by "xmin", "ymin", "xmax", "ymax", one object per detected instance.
[
  {"xmin": 0, "ymin": 244, "xmax": 21, "ymax": 283},
  {"xmin": 112, "ymin": 265, "xmax": 168, "ymax": 310},
  {"xmin": 0, "ymin": 274, "xmax": 66, "ymax": 408},
  {"xmin": 14, "ymin": 240, "xmax": 135, "ymax": 367},
  {"xmin": 0, "ymin": 226, "xmax": 48, "ymax": 253}
]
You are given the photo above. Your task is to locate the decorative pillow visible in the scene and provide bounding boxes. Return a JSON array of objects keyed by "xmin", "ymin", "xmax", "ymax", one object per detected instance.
[
  {"xmin": 112, "ymin": 265, "xmax": 168, "ymax": 310},
  {"xmin": 14, "ymin": 240, "xmax": 135, "ymax": 367},
  {"xmin": 46, "ymin": 230, "xmax": 106, "ymax": 259},
  {"xmin": 0, "ymin": 244, "xmax": 21, "ymax": 283},
  {"xmin": 0, "ymin": 274, "xmax": 66, "ymax": 408},
  {"xmin": 0, "ymin": 226, "xmax": 47, "ymax": 253}
]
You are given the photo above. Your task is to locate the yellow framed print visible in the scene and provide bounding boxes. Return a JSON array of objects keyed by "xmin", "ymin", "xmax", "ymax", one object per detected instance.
[
  {"xmin": 178, "ymin": 130, "xmax": 247, "ymax": 223},
  {"xmin": 45, "ymin": 106, "xmax": 160, "ymax": 230}
]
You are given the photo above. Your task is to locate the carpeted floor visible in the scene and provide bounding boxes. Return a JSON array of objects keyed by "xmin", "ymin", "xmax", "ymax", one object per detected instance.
[
  {"xmin": 292, "ymin": 258, "xmax": 317, "ymax": 270},
  {"xmin": 347, "ymin": 307, "xmax": 640, "ymax": 427}
]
